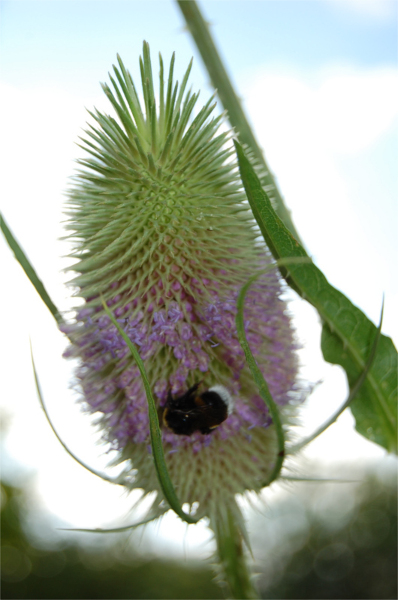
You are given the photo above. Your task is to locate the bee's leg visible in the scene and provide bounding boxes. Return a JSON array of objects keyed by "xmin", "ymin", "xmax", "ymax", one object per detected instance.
[{"xmin": 186, "ymin": 380, "xmax": 203, "ymax": 396}]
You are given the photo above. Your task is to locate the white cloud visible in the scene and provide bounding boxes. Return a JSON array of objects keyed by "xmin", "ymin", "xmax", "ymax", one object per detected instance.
[
  {"xmin": 316, "ymin": 68, "xmax": 398, "ymax": 154},
  {"xmin": 246, "ymin": 66, "xmax": 398, "ymax": 157},
  {"xmin": 327, "ymin": 0, "xmax": 397, "ymax": 21}
]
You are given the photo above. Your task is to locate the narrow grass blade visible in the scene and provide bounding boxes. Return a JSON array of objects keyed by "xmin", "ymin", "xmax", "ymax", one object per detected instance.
[
  {"xmin": 30, "ymin": 341, "xmax": 123, "ymax": 486},
  {"xmin": 59, "ymin": 513, "xmax": 165, "ymax": 534},
  {"xmin": 1, "ymin": 212, "xmax": 61, "ymax": 323}
]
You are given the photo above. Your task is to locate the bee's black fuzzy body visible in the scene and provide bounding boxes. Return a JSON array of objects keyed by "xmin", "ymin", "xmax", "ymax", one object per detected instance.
[{"xmin": 162, "ymin": 383, "xmax": 234, "ymax": 436}]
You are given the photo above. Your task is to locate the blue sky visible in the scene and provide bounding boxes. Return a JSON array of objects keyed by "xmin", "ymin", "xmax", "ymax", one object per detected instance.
[
  {"xmin": 1, "ymin": 0, "xmax": 397, "ymax": 541},
  {"xmin": 1, "ymin": 0, "xmax": 396, "ymax": 91}
]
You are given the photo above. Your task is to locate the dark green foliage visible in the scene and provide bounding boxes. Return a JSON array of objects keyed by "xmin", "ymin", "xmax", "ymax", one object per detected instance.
[
  {"xmin": 257, "ymin": 474, "xmax": 397, "ymax": 600},
  {"xmin": 1, "ymin": 482, "xmax": 222, "ymax": 600},
  {"xmin": 2, "ymin": 471, "xmax": 396, "ymax": 600}
]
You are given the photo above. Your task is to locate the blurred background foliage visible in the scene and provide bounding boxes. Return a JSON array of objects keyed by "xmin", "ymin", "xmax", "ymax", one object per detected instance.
[
  {"xmin": 1, "ymin": 478, "xmax": 222, "ymax": 600},
  {"xmin": 1, "ymin": 463, "xmax": 396, "ymax": 599},
  {"xmin": 252, "ymin": 469, "xmax": 397, "ymax": 599}
]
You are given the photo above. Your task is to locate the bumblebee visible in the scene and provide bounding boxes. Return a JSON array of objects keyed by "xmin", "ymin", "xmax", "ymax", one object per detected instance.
[{"xmin": 162, "ymin": 382, "xmax": 234, "ymax": 436}]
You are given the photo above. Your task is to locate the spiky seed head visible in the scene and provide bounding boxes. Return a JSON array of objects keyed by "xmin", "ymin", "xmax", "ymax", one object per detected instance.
[{"xmin": 62, "ymin": 42, "xmax": 300, "ymax": 521}]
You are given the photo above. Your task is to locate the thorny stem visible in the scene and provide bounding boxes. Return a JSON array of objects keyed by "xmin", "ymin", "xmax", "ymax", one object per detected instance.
[
  {"xmin": 211, "ymin": 507, "xmax": 259, "ymax": 599},
  {"xmin": 176, "ymin": 0, "xmax": 302, "ymax": 244}
]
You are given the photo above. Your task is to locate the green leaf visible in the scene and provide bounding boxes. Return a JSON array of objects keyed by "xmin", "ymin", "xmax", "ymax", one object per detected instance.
[
  {"xmin": 234, "ymin": 141, "xmax": 397, "ymax": 453},
  {"xmin": 288, "ymin": 302, "xmax": 383, "ymax": 453},
  {"xmin": 101, "ymin": 298, "xmax": 198, "ymax": 525},
  {"xmin": 321, "ymin": 322, "xmax": 396, "ymax": 451},
  {"xmin": 1, "ymin": 212, "xmax": 61, "ymax": 323}
]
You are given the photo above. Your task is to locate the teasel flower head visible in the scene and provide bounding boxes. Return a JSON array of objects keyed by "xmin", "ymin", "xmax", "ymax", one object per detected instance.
[{"xmin": 62, "ymin": 42, "xmax": 300, "ymax": 592}]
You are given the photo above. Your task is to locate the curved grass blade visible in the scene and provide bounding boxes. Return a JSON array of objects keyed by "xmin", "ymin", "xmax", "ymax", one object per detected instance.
[
  {"xmin": 30, "ymin": 341, "xmax": 124, "ymax": 486},
  {"xmin": 176, "ymin": 0, "xmax": 302, "ymax": 245},
  {"xmin": 101, "ymin": 298, "xmax": 198, "ymax": 525},
  {"xmin": 59, "ymin": 512, "xmax": 166, "ymax": 534},
  {"xmin": 1, "ymin": 212, "xmax": 61, "ymax": 324},
  {"xmin": 234, "ymin": 140, "xmax": 397, "ymax": 453},
  {"xmin": 236, "ymin": 258, "xmax": 311, "ymax": 487},
  {"xmin": 236, "ymin": 269, "xmax": 285, "ymax": 486}
]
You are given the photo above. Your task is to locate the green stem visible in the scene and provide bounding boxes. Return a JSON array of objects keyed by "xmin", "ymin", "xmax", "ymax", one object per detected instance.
[
  {"xmin": 211, "ymin": 507, "xmax": 259, "ymax": 599},
  {"xmin": 176, "ymin": 0, "xmax": 302, "ymax": 243}
]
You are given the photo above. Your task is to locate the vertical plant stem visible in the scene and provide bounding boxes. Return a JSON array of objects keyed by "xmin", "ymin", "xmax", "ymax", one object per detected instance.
[
  {"xmin": 212, "ymin": 507, "xmax": 259, "ymax": 599},
  {"xmin": 176, "ymin": 0, "xmax": 302, "ymax": 243}
]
